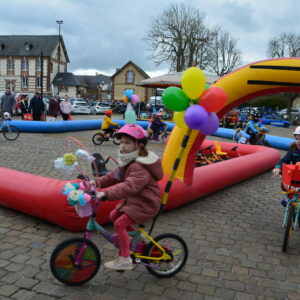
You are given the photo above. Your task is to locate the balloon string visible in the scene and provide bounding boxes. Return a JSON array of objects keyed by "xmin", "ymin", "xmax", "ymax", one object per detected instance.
[{"xmin": 161, "ymin": 127, "xmax": 192, "ymax": 205}]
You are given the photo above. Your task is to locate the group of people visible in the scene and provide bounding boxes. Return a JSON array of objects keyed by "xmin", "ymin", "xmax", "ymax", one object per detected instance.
[{"xmin": 0, "ymin": 89, "xmax": 73, "ymax": 121}]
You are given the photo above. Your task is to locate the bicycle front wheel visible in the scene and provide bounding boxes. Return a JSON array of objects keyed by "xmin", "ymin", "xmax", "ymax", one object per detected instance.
[
  {"xmin": 144, "ymin": 233, "xmax": 188, "ymax": 278},
  {"xmin": 50, "ymin": 238, "xmax": 101, "ymax": 286},
  {"xmin": 92, "ymin": 133, "xmax": 104, "ymax": 145},
  {"xmin": 282, "ymin": 205, "xmax": 295, "ymax": 252},
  {"xmin": 3, "ymin": 125, "xmax": 19, "ymax": 140}
]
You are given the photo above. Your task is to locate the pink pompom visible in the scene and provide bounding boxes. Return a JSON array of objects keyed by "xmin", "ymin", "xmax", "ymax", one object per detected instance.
[
  {"xmin": 84, "ymin": 194, "xmax": 91, "ymax": 202},
  {"xmin": 78, "ymin": 182, "xmax": 86, "ymax": 190}
]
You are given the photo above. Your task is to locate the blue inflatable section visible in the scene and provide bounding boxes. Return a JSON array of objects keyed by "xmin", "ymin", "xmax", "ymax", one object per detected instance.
[
  {"xmin": 214, "ymin": 128, "xmax": 293, "ymax": 150},
  {"xmin": 9, "ymin": 119, "xmax": 292, "ymax": 150}
]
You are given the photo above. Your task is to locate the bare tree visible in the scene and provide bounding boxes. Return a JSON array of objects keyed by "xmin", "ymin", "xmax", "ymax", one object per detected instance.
[
  {"xmin": 207, "ymin": 27, "xmax": 241, "ymax": 76},
  {"xmin": 267, "ymin": 32, "xmax": 300, "ymax": 119},
  {"xmin": 267, "ymin": 32, "xmax": 300, "ymax": 58},
  {"xmin": 145, "ymin": 3, "xmax": 211, "ymax": 72}
]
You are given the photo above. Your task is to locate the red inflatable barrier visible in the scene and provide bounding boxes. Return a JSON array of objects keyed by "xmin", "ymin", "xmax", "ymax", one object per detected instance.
[{"xmin": 0, "ymin": 141, "xmax": 280, "ymax": 231}]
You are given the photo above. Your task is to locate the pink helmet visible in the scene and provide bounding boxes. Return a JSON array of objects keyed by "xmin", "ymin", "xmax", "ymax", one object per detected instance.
[{"xmin": 116, "ymin": 124, "xmax": 148, "ymax": 140}]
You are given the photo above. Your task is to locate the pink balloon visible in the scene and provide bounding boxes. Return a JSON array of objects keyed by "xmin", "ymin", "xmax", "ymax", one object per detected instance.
[
  {"xmin": 199, "ymin": 112, "xmax": 219, "ymax": 135},
  {"xmin": 198, "ymin": 87, "xmax": 227, "ymax": 112},
  {"xmin": 184, "ymin": 105, "xmax": 208, "ymax": 130},
  {"xmin": 131, "ymin": 94, "xmax": 139, "ymax": 105}
]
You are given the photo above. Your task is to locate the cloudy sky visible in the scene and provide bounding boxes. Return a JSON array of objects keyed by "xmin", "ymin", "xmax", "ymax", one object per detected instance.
[{"xmin": 0, "ymin": 0, "xmax": 299, "ymax": 77}]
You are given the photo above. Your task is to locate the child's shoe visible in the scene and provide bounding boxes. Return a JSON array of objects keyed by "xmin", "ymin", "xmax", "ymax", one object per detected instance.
[{"xmin": 104, "ymin": 256, "xmax": 134, "ymax": 270}]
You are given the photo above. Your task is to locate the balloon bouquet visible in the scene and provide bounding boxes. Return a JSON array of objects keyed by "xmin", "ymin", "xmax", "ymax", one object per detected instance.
[
  {"xmin": 162, "ymin": 67, "xmax": 227, "ymax": 135},
  {"xmin": 160, "ymin": 67, "xmax": 227, "ymax": 205},
  {"xmin": 123, "ymin": 89, "xmax": 140, "ymax": 124}
]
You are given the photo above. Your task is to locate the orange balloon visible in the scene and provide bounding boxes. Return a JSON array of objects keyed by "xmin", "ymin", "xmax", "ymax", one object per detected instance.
[{"xmin": 198, "ymin": 87, "xmax": 227, "ymax": 112}]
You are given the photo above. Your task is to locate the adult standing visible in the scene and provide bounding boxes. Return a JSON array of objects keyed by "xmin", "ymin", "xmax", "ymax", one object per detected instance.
[
  {"xmin": 20, "ymin": 95, "xmax": 31, "ymax": 120},
  {"xmin": 48, "ymin": 96, "xmax": 61, "ymax": 118},
  {"xmin": 30, "ymin": 92, "xmax": 45, "ymax": 121},
  {"xmin": 60, "ymin": 95, "xmax": 72, "ymax": 121},
  {"xmin": 0, "ymin": 89, "xmax": 16, "ymax": 115}
]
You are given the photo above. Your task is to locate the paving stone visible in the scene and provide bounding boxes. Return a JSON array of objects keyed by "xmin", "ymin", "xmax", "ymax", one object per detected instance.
[{"xmin": 0, "ymin": 121, "xmax": 297, "ymax": 299}]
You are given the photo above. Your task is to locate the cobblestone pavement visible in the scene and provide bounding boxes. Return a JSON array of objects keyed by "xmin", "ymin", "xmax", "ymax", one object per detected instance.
[{"xmin": 0, "ymin": 115, "xmax": 299, "ymax": 299}]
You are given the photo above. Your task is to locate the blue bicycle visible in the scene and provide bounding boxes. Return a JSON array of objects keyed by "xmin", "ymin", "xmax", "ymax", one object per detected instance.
[{"xmin": 0, "ymin": 116, "xmax": 19, "ymax": 140}]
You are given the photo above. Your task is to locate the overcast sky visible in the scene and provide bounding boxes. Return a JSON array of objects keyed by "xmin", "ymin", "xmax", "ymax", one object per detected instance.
[{"xmin": 0, "ymin": 0, "xmax": 299, "ymax": 77}]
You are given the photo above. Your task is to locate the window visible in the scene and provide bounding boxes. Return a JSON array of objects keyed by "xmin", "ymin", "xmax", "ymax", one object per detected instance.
[
  {"xmin": 36, "ymin": 59, "xmax": 41, "ymax": 71},
  {"xmin": 21, "ymin": 77, "xmax": 28, "ymax": 89},
  {"xmin": 7, "ymin": 59, "xmax": 14, "ymax": 70},
  {"xmin": 6, "ymin": 80, "xmax": 15, "ymax": 92},
  {"xmin": 21, "ymin": 59, "xmax": 29, "ymax": 71},
  {"xmin": 36, "ymin": 77, "xmax": 42, "ymax": 88},
  {"xmin": 49, "ymin": 62, "xmax": 53, "ymax": 73},
  {"xmin": 126, "ymin": 71, "xmax": 134, "ymax": 83}
]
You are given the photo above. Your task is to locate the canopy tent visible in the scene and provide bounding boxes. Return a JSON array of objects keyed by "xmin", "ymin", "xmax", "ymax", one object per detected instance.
[{"xmin": 136, "ymin": 72, "xmax": 219, "ymax": 88}]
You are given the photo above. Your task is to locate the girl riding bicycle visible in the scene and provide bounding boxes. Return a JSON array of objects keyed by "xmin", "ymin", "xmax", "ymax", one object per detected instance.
[
  {"xmin": 101, "ymin": 110, "xmax": 119, "ymax": 136},
  {"xmin": 95, "ymin": 124, "xmax": 163, "ymax": 270},
  {"xmin": 273, "ymin": 126, "xmax": 300, "ymax": 177}
]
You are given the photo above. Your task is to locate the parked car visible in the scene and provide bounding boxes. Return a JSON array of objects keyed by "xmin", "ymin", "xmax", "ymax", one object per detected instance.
[
  {"xmin": 71, "ymin": 100, "xmax": 91, "ymax": 114},
  {"xmin": 93, "ymin": 102, "xmax": 111, "ymax": 114},
  {"xmin": 278, "ymin": 108, "xmax": 299, "ymax": 120},
  {"xmin": 260, "ymin": 115, "xmax": 290, "ymax": 128}
]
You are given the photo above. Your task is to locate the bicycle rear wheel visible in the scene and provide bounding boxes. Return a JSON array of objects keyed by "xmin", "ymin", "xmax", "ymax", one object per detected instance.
[
  {"xmin": 50, "ymin": 238, "xmax": 101, "ymax": 286},
  {"xmin": 282, "ymin": 205, "xmax": 295, "ymax": 252},
  {"xmin": 144, "ymin": 233, "xmax": 188, "ymax": 278},
  {"xmin": 92, "ymin": 133, "xmax": 104, "ymax": 145},
  {"xmin": 3, "ymin": 125, "xmax": 19, "ymax": 140}
]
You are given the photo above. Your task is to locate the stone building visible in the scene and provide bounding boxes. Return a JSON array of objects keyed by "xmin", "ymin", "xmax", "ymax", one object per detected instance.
[{"xmin": 0, "ymin": 35, "xmax": 69, "ymax": 94}]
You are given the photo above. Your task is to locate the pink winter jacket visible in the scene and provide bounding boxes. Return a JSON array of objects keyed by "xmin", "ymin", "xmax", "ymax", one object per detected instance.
[{"xmin": 95, "ymin": 151, "xmax": 163, "ymax": 224}]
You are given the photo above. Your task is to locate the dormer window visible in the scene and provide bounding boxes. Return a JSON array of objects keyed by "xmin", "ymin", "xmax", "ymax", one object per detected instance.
[{"xmin": 24, "ymin": 42, "xmax": 32, "ymax": 51}]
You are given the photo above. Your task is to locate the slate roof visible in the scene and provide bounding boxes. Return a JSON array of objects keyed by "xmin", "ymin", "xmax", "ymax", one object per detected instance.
[
  {"xmin": 52, "ymin": 72, "xmax": 112, "ymax": 90},
  {"xmin": 0, "ymin": 35, "xmax": 69, "ymax": 62}
]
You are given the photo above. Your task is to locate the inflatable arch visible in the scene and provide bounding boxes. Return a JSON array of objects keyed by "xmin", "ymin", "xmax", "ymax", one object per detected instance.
[{"xmin": 1, "ymin": 58, "xmax": 300, "ymax": 231}]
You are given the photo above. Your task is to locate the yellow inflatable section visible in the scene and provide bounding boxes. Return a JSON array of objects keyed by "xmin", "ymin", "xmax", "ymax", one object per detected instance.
[{"xmin": 162, "ymin": 58, "xmax": 300, "ymax": 184}]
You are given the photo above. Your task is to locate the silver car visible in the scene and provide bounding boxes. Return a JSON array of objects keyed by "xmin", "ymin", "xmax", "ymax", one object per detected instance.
[
  {"xmin": 71, "ymin": 100, "xmax": 91, "ymax": 114},
  {"xmin": 93, "ymin": 102, "xmax": 111, "ymax": 114}
]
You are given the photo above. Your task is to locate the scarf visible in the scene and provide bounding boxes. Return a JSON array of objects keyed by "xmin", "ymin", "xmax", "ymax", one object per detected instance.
[{"xmin": 117, "ymin": 150, "xmax": 139, "ymax": 167}]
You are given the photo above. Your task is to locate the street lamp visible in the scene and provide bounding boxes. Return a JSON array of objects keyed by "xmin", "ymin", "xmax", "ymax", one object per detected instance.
[{"xmin": 56, "ymin": 20, "xmax": 63, "ymax": 73}]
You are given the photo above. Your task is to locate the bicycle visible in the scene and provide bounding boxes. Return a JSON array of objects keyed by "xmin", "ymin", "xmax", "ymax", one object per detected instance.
[
  {"xmin": 280, "ymin": 163, "xmax": 300, "ymax": 252},
  {"xmin": 50, "ymin": 141, "xmax": 188, "ymax": 285},
  {"xmin": 92, "ymin": 127, "xmax": 120, "ymax": 146},
  {"xmin": 147, "ymin": 126, "xmax": 169, "ymax": 143},
  {"xmin": 0, "ymin": 116, "xmax": 20, "ymax": 140}
]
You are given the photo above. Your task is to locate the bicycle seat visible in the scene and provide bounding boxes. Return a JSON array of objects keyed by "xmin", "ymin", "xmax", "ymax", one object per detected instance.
[{"xmin": 91, "ymin": 153, "xmax": 110, "ymax": 177}]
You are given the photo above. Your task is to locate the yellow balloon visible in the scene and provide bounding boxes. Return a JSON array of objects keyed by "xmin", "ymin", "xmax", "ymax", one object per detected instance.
[
  {"xmin": 181, "ymin": 67, "xmax": 206, "ymax": 99},
  {"xmin": 173, "ymin": 111, "xmax": 188, "ymax": 130}
]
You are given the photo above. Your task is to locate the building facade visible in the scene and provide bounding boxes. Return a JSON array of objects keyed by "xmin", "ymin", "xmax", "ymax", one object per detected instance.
[
  {"xmin": 0, "ymin": 35, "xmax": 69, "ymax": 94},
  {"xmin": 111, "ymin": 61, "xmax": 154, "ymax": 102}
]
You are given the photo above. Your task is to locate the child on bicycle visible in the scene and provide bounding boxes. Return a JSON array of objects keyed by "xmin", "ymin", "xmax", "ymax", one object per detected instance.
[
  {"xmin": 273, "ymin": 126, "xmax": 300, "ymax": 176},
  {"xmin": 101, "ymin": 110, "xmax": 119, "ymax": 136},
  {"xmin": 95, "ymin": 124, "xmax": 163, "ymax": 270},
  {"xmin": 148, "ymin": 114, "xmax": 166, "ymax": 141}
]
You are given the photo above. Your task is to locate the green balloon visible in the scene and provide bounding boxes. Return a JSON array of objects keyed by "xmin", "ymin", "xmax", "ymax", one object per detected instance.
[{"xmin": 162, "ymin": 87, "xmax": 189, "ymax": 112}]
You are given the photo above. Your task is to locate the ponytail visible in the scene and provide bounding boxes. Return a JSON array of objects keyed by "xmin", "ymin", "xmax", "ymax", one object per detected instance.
[{"xmin": 138, "ymin": 144, "xmax": 148, "ymax": 157}]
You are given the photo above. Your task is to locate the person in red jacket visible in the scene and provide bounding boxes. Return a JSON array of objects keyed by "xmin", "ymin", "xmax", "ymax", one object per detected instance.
[{"xmin": 95, "ymin": 124, "xmax": 163, "ymax": 270}]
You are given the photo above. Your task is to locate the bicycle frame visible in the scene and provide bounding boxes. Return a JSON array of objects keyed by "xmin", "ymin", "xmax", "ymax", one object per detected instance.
[
  {"xmin": 282, "ymin": 191, "xmax": 300, "ymax": 231},
  {"xmin": 76, "ymin": 198, "xmax": 173, "ymax": 268}
]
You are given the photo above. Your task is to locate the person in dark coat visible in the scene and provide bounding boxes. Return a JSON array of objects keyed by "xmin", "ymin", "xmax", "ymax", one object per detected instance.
[
  {"xmin": 30, "ymin": 92, "xmax": 45, "ymax": 121},
  {"xmin": 20, "ymin": 95, "xmax": 32, "ymax": 120},
  {"xmin": 95, "ymin": 124, "xmax": 163, "ymax": 271},
  {"xmin": 48, "ymin": 97, "xmax": 61, "ymax": 118},
  {"xmin": 0, "ymin": 89, "xmax": 16, "ymax": 115}
]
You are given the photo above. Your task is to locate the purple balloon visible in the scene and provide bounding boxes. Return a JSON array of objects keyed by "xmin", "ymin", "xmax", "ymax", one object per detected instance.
[
  {"xmin": 131, "ymin": 94, "xmax": 139, "ymax": 105},
  {"xmin": 184, "ymin": 105, "xmax": 208, "ymax": 130},
  {"xmin": 199, "ymin": 112, "xmax": 219, "ymax": 135}
]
